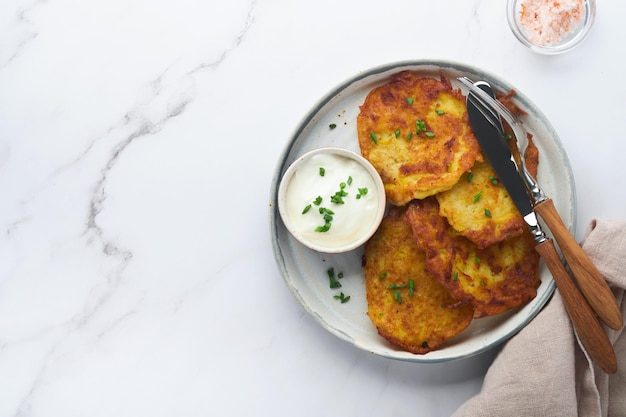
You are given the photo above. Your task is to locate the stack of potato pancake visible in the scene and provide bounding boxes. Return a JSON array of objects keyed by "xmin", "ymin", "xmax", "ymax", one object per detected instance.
[{"xmin": 358, "ymin": 71, "xmax": 540, "ymax": 354}]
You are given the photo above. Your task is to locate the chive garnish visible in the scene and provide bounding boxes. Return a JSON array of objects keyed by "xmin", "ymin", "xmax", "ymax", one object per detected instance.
[
  {"xmin": 484, "ymin": 208, "xmax": 492, "ymax": 218},
  {"xmin": 473, "ymin": 191, "xmax": 482, "ymax": 202},
  {"xmin": 302, "ymin": 204, "xmax": 312, "ymax": 214},
  {"xmin": 435, "ymin": 109, "xmax": 445, "ymax": 115},
  {"xmin": 334, "ymin": 292, "xmax": 351, "ymax": 303},
  {"xmin": 388, "ymin": 284, "xmax": 407, "ymax": 290},
  {"xmin": 406, "ymin": 97, "xmax": 414, "ymax": 106},
  {"xmin": 394, "ymin": 291, "xmax": 402, "ymax": 304},
  {"xmin": 313, "ymin": 196, "xmax": 322, "ymax": 205},
  {"xmin": 319, "ymin": 167, "xmax": 325, "ymax": 177},
  {"xmin": 315, "ymin": 207, "xmax": 334, "ymax": 232},
  {"xmin": 327, "ymin": 268, "xmax": 342, "ymax": 289},
  {"xmin": 329, "ymin": 123, "xmax": 337, "ymax": 129},
  {"xmin": 489, "ymin": 175, "xmax": 498, "ymax": 185},
  {"xmin": 395, "ymin": 129, "xmax": 401, "ymax": 138},
  {"xmin": 467, "ymin": 172, "xmax": 474, "ymax": 182},
  {"xmin": 315, "ymin": 223, "xmax": 331, "ymax": 232},
  {"xmin": 416, "ymin": 120, "xmax": 426, "ymax": 134},
  {"xmin": 370, "ymin": 132, "xmax": 378, "ymax": 144},
  {"xmin": 424, "ymin": 131, "xmax": 435, "ymax": 138}
]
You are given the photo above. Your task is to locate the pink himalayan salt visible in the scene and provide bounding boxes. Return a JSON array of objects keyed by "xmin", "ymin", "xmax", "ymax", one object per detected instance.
[{"xmin": 519, "ymin": 0, "xmax": 585, "ymax": 45}]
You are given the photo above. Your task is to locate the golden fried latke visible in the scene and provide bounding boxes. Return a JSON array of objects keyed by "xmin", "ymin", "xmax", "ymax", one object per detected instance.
[
  {"xmin": 405, "ymin": 198, "xmax": 540, "ymax": 318},
  {"xmin": 436, "ymin": 160, "xmax": 526, "ymax": 249},
  {"xmin": 436, "ymin": 91, "xmax": 540, "ymax": 249},
  {"xmin": 362, "ymin": 206, "xmax": 475, "ymax": 354},
  {"xmin": 357, "ymin": 71, "xmax": 483, "ymax": 206}
]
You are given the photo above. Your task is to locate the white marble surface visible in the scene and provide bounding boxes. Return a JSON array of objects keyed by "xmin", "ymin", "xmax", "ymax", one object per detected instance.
[{"xmin": 1, "ymin": 1, "xmax": 625, "ymax": 416}]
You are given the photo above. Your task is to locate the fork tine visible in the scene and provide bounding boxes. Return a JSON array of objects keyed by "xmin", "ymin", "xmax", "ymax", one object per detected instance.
[
  {"xmin": 457, "ymin": 77, "xmax": 528, "ymax": 150},
  {"xmin": 467, "ymin": 94, "xmax": 503, "ymax": 134},
  {"xmin": 458, "ymin": 77, "xmax": 516, "ymax": 125}
]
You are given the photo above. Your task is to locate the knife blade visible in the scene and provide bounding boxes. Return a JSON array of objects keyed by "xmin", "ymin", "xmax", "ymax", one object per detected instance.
[{"xmin": 466, "ymin": 85, "xmax": 617, "ymax": 374}]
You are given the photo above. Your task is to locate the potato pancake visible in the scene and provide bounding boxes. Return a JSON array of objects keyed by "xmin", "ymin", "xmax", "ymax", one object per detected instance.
[
  {"xmin": 357, "ymin": 71, "xmax": 483, "ymax": 206},
  {"xmin": 436, "ymin": 95, "xmax": 540, "ymax": 248},
  {"xmin": 436, "ymin": 161, "xmax": 526, "ymax": 249},
  {"xmin": 405, "ymin": 198, "xmax": 540, "ymax": 318},
  {"xmin": 363, "ymin": 206, "xmax": 475, "ymax": 354}
]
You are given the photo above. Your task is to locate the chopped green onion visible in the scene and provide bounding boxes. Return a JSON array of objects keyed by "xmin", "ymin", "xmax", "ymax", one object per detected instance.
[
  {"xmin": 489, "ymin": 175, "xmax": 498, "ymax": 185},
  {"xmin": 395, "ymin": 129, "xmax": 401, "ymax": 138},
  {"xmin": 452, "ymin": 272, "xmax": 458, "ymax": 281},
  {"xmin": 331, "ymin": 190, "xmax": 348, "ymax": 204},
  {"xmin": 408, "ymin": 278, "xmax": 415, "ymax": 297},
  {"xmin": 370, "ymin": 132, "xmax": 378, "ymax": 144},
  {"xmin": 388, "ymin": 284, "xmax": 407, "ymax": 290},
  {"xmin": 406, "ymin": 97, "xmax": 414, "ymax": 106},
  {"xmin": 329, "ymin": 123, "xmax": 337, "ymax": 129},
  {"xmin": 405, "ymin": 132, "xmax": 413, "ymax": 141},
  {"xmin": 315, "ymin": 223, "xmax": 331, "ymax": 233},
  {"xmin": 424, "ymin": 131, "xmax": 435, "ymax": 138},
  {"xmin": 394, "ymin": 291, "xmax": 402, "ymax": 304},
  {"xmin": 467, "ymin": 172, "xmax": 474, "ymax": 182},
  {"xmin": 334, "ymin": 292, "xmax": 351, "ymax": 303},
  {"xmin": 315, "ymin": 207, "xmax": 334, "ymax": 232},
  {"xmin": 313, "ymin": 196, "xmax": 322, "ymax": 205},
  {"xmin": 319, "ymin": 167, "xmax": 325, "ymax": 177},
  {"xmin": 484, "ymin": 208, "xmax": 492, "ymax": 218},
  {"xmin": 473, "ymin": 191, "xmax": 482, "ymax": 203},
  {"xmin": 435, "ymin": 109, "xmax": 445, "ymax": 115},
  {"xmin": 302, "ymin": 204, "xmax": 312, "ymax": 214},
  {"xmin": 379, "ymin": 272, "xmax": 388, "ymax": 279},
  {"xmin": 327, "ymin": 268, "xmax": 342, "ymax": 289},
  {"xmin": 474, "ymin": 256, "xmax": 481, "ymax": 264},
  {"xmin": 347, "ymin": 176, "xmax": 353, "ymax": 186}
]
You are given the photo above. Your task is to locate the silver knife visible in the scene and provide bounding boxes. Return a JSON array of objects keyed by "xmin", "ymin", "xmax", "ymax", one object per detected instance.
[{"xmin": 465, "ymin": 83, "xmax": 617, "ymax": 374}]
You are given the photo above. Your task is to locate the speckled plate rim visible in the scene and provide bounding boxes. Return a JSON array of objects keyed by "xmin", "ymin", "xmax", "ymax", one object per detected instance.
[{"xmin": 269, "ymin": 59, "xmax": 576, "ymax": 363}]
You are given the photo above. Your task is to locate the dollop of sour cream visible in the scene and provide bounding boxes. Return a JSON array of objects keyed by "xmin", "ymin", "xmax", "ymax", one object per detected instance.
[{"xmin": 281, "ymin": 151, "xmax": 383, "ymax": 252}]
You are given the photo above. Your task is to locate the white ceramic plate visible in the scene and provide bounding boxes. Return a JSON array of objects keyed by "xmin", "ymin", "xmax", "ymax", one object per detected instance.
[{"xmin": 269, "ymin": 60, "xmax": 576, "ymax": 362}]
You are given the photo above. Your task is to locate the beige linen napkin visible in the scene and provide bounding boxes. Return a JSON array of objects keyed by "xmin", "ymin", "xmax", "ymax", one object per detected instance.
[{"xmin": 452, "ymin": 219, "xmax": 626, "ymax": 417}]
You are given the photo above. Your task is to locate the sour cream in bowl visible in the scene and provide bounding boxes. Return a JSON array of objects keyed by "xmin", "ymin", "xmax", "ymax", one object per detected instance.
[{"xmin": 278, "ymin": 147, "xmax": 386, "ymax": 253}]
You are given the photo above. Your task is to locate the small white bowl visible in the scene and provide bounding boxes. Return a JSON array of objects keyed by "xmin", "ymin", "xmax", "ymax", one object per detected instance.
[
  {"xmin": 278, "ymin": 147, "xmax": 386, "ymax": 253},
  {"xmin": 507, "ymin": 0, "xmax": 596, "ymax": 54}
]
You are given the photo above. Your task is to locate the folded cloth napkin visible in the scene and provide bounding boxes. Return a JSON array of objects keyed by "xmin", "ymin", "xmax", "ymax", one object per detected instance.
[{"xmin": 452, "ymin": 219, "xmax": 626, "ymax": 417}]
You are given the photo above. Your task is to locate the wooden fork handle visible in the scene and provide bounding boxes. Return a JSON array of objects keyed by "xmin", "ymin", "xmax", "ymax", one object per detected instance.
[
  {"xmin": 536, "ymin": 238, "xmax": 617, "ymax": 374},
  {"xmin": 535, "ymin": 198, "xmax": 623, "ymax": 331}
]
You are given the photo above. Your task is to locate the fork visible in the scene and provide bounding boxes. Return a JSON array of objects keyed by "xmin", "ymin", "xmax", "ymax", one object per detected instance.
[{"xmin": 459, "ymin": 76, "xmax": 623, "ymax": 331}]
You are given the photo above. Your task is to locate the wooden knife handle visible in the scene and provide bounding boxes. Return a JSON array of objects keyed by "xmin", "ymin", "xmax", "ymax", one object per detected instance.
[
  {"xmin": 535, "ymin": 198, "xmax": 623, "ymax": 330},
  {"xmin": 536, "ymin": 238, "xmax": 617, "ymax": 374}
]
